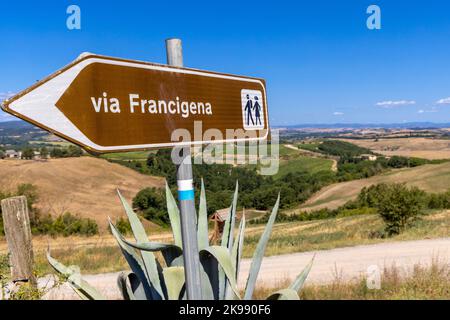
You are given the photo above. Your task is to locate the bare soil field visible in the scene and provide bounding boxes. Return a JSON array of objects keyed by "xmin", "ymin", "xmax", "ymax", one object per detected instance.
[
  {"xmin": 299, "ymin": 162, "xmax": 450, "ymax": 212},
  {"xmin": 0, "ymin": 157, "xmax": 164, "ymax": 230},
  {"xmin": 340, "ymin": 137, "xmax": 450, "ymax": 160}
]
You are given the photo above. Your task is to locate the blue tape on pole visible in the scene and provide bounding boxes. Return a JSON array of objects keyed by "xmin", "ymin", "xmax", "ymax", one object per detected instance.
[{"xmin": 178, "ymin": 189, "xmax": 195, "ymax": 201}]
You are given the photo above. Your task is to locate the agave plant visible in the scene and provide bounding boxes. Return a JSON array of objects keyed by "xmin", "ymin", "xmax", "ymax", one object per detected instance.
[{"xmin": 47, "ymin": 180, "xmax": 314, "ymax": 300}]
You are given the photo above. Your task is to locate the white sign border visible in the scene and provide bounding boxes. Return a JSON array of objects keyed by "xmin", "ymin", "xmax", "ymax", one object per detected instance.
[{"xmin": 2, "ymin": 54, "xmax": 269, "ymax": 153}]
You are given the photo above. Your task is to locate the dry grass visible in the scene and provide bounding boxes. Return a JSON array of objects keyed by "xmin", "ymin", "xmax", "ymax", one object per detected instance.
[
  {"xmin": 7, "ymin": 232, "xmax": 175, "ymax": 276},
  {"xmin": 252, "ymin": 260, "xmax": 450, "ymax": 300},
  {"xmin": 298, "ymin": 162, "xmax": 450, "ymax": 212},
  {"xmin": 340, "ymin": 137, "xmax": 450, "ymax": 160},
  {"xmin": 0, "ymin": 157, "xmax": 164, "ymax": 230},
  {"xmin": 34, "ymin": 245, "xmax": 128, "ymax": 276}
]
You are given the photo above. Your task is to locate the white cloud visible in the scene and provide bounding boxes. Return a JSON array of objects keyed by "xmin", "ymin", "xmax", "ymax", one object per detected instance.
[
  {"xmin": 418, "ymin": 107, "xmax": 438, "ymax": 114},
  {"xmin": 436, "ymin": 97, "xmax": 450, "ymax": 105},
  {"xmin": 333, "ymin": 112, "xmax": 344, "ymax": 116},
  {"xmin": 0, "ymin": 91, "xmax": 16, "ymax": 102},
  {"xmin": 375, "ymin": 100, "xmax": 416, "ymax": 108}
]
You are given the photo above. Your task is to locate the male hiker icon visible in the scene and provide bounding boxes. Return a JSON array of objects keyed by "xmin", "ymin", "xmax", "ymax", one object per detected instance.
[
  {"xmin": 254, "ymin": 96, "xmax": 262, "ymax": 126},
  {"xmin": 241, "ymin": 89, "xmax": 265, "ymax": 130},
  {"xmin": 245, "ymin": 94, "xmax": 255, "ymax": 126}
]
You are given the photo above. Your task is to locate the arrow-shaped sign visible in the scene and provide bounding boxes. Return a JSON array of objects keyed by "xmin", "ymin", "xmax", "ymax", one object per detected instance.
[{"xmin": 2, "ymin": 54, "xmax": 269, "ymax": 153}]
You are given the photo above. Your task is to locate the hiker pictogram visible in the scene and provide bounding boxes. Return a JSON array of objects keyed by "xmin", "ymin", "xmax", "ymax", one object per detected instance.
[
  {"xmin": 244, "ymin": 94, "xmax": 255, "ymax": 126},
  {"xmin": 254, "ymin": 96, "xmax": 262, "ymax": 126},
  {"xmin": 241, "ymin": 89, "xmax": 265, "ymax": 130}
]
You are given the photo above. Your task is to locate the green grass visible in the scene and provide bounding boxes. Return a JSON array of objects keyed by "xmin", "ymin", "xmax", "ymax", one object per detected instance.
[
  {"xmin": 274, "ymin": 156, "xmax": 333, "ymax": 179},
  {"xmin": 28, "ymin": 141, "xmax": 72, "ymax": 147},
  {"xmin": 298, "ymin": 142, "xmax": 321, "ymax": 152},
  {"xmin": 278, "ymin": 145, "xmax": 299, "ymax": 156},
  {"xmin": 100, "ymin": 151, "xmax": 153, "ymax": 161}
]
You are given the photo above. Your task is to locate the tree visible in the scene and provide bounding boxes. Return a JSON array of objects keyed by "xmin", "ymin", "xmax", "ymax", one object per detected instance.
[
  {"xmin": 40, "ymin": 147, "xmax": 49, "ymax": 159},
  {"xmin": 374, "ymin": 183, "xmax": 425, "ymax": 235},
  {"xmin": 387, "ymin": 156, "xmax": 409, "ymax": 168},
  {"xmin": 67, "ymin": 145, "xmax": 83, "ymax": 157},
  {"xmin": 50, "ymin": 147, "xmax": 63, "ymax": 158},
  {"xmin": 49, "ymin": 145, "xmax": 83, "ymax": 158},
  {"xmin": 132, "ymin": 187, "xmax": 168, "ymax": 226},
  {"xmin": 22, "ymin": 148, "xmax": 35, "ymax": 160}
]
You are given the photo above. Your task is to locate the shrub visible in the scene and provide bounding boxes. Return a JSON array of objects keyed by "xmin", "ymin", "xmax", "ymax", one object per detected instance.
[
  {"xmin": 133, "ymin": 187, "xmax": 168, "ymax": 226},
  {"xmin": 336, "ymin": 207, "xmax": 377, "ymax": 218},
  {"xmin": 49, "ymin": 145, "xmax": 83, "ymax": 158},
  {"xmin": 32, "ymin": 212, "xmax": 98, "ymax": 237},
  {"xmin": 115, "ymin": 217, "xmax": 132, "ymax": 235},
  {"xmin": 426, "ymin": 191, "xmax": 450, "ymax": 209},
  {"xmin": 374, "ymin": 184, "xmax": 426, "ymax": 235},
  {"xmin": 21, "ymin": 147, "xmax": 34, "ymax": 160}
]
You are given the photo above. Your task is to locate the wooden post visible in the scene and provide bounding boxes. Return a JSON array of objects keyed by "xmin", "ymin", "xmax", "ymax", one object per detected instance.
[{"xmin": 1, "ymin": 196, "xmax": 36, "ymax": 286}]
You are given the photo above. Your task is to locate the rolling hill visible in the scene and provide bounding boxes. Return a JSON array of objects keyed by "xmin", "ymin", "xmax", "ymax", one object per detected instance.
[
  {"xmin": 340, "ymin": 138, "xmax": 450, "ymax": 160},
  {"xmin": 298, "ymin": 162, "xmax": 450, "ymax": 212},
  {"xmin": 0, "ymin": 157, "xmax": 164, "ymax": 230}
]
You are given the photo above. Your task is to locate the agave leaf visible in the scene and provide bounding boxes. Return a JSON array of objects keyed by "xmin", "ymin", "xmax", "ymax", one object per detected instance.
[
  {"xmin": 231, "ymin": 214, "xmax": 246, "ymax": 279},
  {"xmin": 200, "ymin": 246, "xmax": 241, "ymax": 300},
  {"xmin": 244, "ymin": 193, "xmax": 280, "ymax": 300},
  {"xmin": 117, "ymin": 271, "xmax": 148, "ymax": 300},
  {"xmin": 165, "ymin": 182, "xmax": 182, "ymax": 247},
  {"xmin": 170, "ymin": 255, "xmax": 184, "ymax": 267},
  {"xmin": 117, "ymin": 272, "xmax": 133, "ymax": 300},
  {"xmin": 225, "ymin": 213, "xmax": 246, "ymax": 299},
  {"xmin": 47, "ymin": 250, "xmax": 105, "ymax": 300},
  {"xmin": 199, "ymin": 265, "xmax": 215, "ymax": 300},
  {"xmin": 162, "ymin": 267, "xmax": 185, "ymax": 300},
  {"xmin": 121, "ymin": 238, "xmax": 182, "ymax": 267},
  {"xmin": 219, "ymin": 181, "xmax": 239, "ymax": 299},
  {"xmin": 117, "ymin": 190, "xmax": 164, "ymax": 299},
  {"xmin": 289, "ymin": 255, "xmax": 315, "ymax": 292},
  {"xmin": 109, "ymin": 219, "xmax": 162, "ymax": 300},
  {"xmin": 221, "ymin": 181, "xmax": 239, "ymax": 251},
  {"xmin": 121, "ymin": 240, "xmax": 180, "ymax": 251},
  {"xmin": 199, "ymin": 249, "xmax": 219, "ymax": 299},
  {"xmin": 266, "ymin": 289, "xmax": 300, "ymax": 300},
  {"xmin": 197, "ymin": 178, "xmax": 209, "ymax": 250}
]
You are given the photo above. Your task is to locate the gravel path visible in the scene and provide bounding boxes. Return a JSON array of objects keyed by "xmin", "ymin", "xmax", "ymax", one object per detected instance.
[{"xmin": 40, "ymin": 238, "xmax": 450, "ymax": 300}]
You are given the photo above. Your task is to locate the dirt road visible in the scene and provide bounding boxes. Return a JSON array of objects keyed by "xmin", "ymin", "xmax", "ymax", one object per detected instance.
[{"xmin": 40, "ymin": 238, "xmax": 449, "ymax": 299}]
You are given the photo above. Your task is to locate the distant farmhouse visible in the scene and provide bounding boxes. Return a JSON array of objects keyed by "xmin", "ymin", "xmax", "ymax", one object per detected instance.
[
  {"xmin": 4, "ymin": 149, "xmax": 21, "ymax": 159},
  {"xmin": 1, "ymin": 149, "xmax": 46, "ymax": 160},
  {"xmin": 358, "ymin": 154, "xmax": 378, "ymax": 161}
]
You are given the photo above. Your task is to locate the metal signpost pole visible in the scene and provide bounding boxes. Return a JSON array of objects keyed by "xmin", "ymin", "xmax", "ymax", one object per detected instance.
[{"xmin": 165, "ymin": 38, "xmax": 203, "ymax": 300}]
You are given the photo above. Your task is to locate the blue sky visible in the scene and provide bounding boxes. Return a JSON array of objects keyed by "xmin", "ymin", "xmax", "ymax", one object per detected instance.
[{"xmin": 2, "ymin": 1, "xmax": 450, "ymax": 125}]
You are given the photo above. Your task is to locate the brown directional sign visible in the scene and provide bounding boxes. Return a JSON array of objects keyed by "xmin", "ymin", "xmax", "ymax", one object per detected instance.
[{"xmin": 1, "ymin": 54, "xmax": 269, "ymax": 153}]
